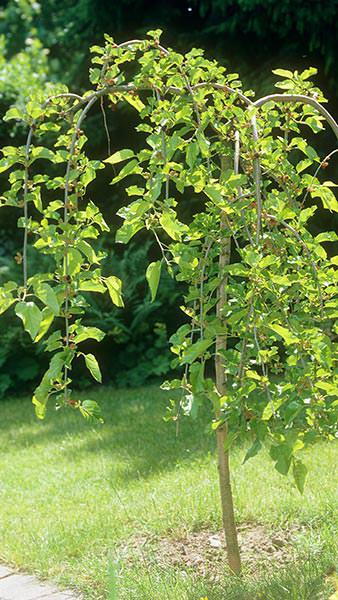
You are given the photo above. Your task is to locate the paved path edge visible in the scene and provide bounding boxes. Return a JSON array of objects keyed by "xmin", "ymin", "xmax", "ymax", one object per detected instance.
[{"xmin": 0, "ymin": 564, "xmax": 81, "ymax": 600}]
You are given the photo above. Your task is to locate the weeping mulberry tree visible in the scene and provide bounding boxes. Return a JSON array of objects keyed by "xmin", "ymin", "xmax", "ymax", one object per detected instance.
[{"xmin": 0, "ymin": 30, "xmax": 337, "ymax": 574}]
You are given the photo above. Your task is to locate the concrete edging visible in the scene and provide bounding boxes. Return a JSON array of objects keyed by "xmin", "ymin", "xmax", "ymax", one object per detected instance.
[{"xmin": 0, "ymin": 565, "xmax": 80, "ymax": 600}]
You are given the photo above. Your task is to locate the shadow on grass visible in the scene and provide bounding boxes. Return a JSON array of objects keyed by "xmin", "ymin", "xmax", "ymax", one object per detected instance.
[{"xmin": 0, "ymin": 385, "xmax": 218, "ymax": 485}]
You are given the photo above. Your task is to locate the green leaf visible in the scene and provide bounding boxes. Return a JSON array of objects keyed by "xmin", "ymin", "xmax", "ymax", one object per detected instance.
[
  {"xmin": 190, "ymin": 362, "xmax": 205, "ymax": 395},
  {"xmin": 81, "ymin": 166, "xmax": 96, "ymax": 187},
  {"xmin": 299, "ymin": 67, "xmax": 317, "ymax": 80},
  {"xmin": 296, "ymin": 159, "xmax": 312, "ymax": 174},
  {"xmin": 27, "ymin": 101, "xmax": 44, "ymax": 119},
  {"xmin": 275, "ymin": 80, "xmax": 295, "ymax": 90},
  {"xmin": 35, "ymin": 283, "xmax": 59, "ymax": 315},
  {"xmin": 311, "ymin": 185, "xmax": 338, "ymax": 212},
  {"xmin": 73, "ymin": 325, "xmax": 105, "ymax": 344},
  {"xmin": 196, "ymin": 131, "xmax": 210, "ymax": 157},
  {"xmin": 182, "ymin": 338, "xmax": 213, "ymax": 364},
  {"xmin": 146, "ymin": 28, "xmax": 163, "ymax": 40},
  {"xmin": 268, "ymin": 324, "xmax": 299, "ymax": 345},
  {"xmin": 243, "ymin": 439, "xmax": 262, "ymax": 464},
  {"xmin": 33, "ymin": 352, "xmax": 66, "ymax": 418},
  {"xmin": 290, "ymin": 138, "xmax": 319, "ymax": 160},
  {"xmin": 79, "ymin": 399, "xmax": 104, "ymax": 422},
  {"xmin": 299, "ymin": 206, "xmax": 317, "ymax": 223},
  {"xmin": 246, "ymin": 369, "xmax": 262, "ymax": 381},
  {"xmin": 30, "ymin": 147, "xmax": 56, "ymax": 163},
  {"xmin": 115, "ymin": 220, "xmax": 143, "ymax": 244},
  {"xmin": 32, "ymin": 395, "xmax": 47, "ymax": 420},
  {"xmin": 160, "ymin": 212, "xmax": 185, "ymax": 241},
  {"xmin": 15, "ymin": 301, "xmax": 42, "ymax": 340},
  {"xmin": 262, "ymin": 402, "xmax": 274, "ymax": 421},
  {"xmin": 186, "ymin": 141, "xmax": 199, "ymax": 168},
  {"xmin": 27, "ymin": 188, "xmax": 42, "ymax": 212},
  {"xmin": 270, "ymin": 444, "xmax": 292, "ymax": 475},
  {"xmin": 67, "ymin": 248, "xmax": 83, "ymax": 276},
  {"xmin": 90, "ymin": 45, "xmax": 105, "ymax": 54},
  {"xmin": 204, "ymin": 185, "xmax": 223, "ymax": 205},
  {"xmin": 315, "ymin": 232, "xmax": 338, "ymax": 243},
  {"xmin": 292, "ymin": 459, "xmax": 307, "ymax": 494},
  {"xmin": 314, "ymin": 380, "xmax": 337, "ymax": 394},
  {"xmin": 35, "ymin": 308, "xmax": 54, "ymax": 343},
  {"xmin": 226, "ymin": 263, "xmax": 249, "ymax": 277},
  {"xmin": 105, "ymin": 276, "xmax": 124, "ymax": 307},
  {"xmin": 304, "ymin": 115, "xmax": 324, "ymax": 133},
  {"xmin": 0, "ymin": 287, "xmax": 16, "ymax": 315},
  {"xmin": 125, "ymin": 94, "xmax": 145, "ymax": 112},
  {"xmin": 223, "ymin": 431, "xmax": 239, "ymax": 452},
  {"xmin": 105, "ymin": 149, "xmax": 135, "ymax": 165},
  {"xmin": 45, "ymin": 331, "xmax": 62, "ymax": 352},
  {"xmin": 84, "ymin": 353, "xmax": 102, "ymax": 382},
  {"xmin": 3, "ymin": 107, "xmax": 23, "ymax": 122},
  {"xmin": 0, "ymin": 157, "xmax": 18, "ymax": 173},
  {"xmin": 110, "ymin": 159, "xmax": 141, "ymax": 184},
  {"xmin": 146, "ymin": 261, "xmax": 161, "ymax": 302},
  {"xmin": 259, "ymin": 255, "xmax": 277, "ymax": 269},
  {"xmin": 272, "ymin": 68, "xmax": 294, "ymax": 78},
  {"xmin": 77, "ymin": 240, "xmax": 99, "ymax": 264},
  {"xmin": 39, "ymin": 122, "xmax": 61, "ymax": 132},
  {"xmin": 78, "ymin": 279, "xmax": 106, "ymax": 293}
]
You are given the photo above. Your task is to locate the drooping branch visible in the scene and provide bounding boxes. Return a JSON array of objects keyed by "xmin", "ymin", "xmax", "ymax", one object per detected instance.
[
  {"xmin": 22, "ymin": 127, "xmax": 34, "ymax": 291},
  {"xmin": 250, "ymin": 115, "xmax": 263, "ymax": 244},
  {"xmin": 62, "ymin": 94, "xmax": 99, "ymax": 396},
  {"xmin": 265, "ymin": 213, "xmax": 323, "ymax": 312},
  {"xmin": 253, "ymin": 94, "xmax": 338, "ymax": 140},
  {"xmin": 21, "ymin": 91, "xmax": 94, "ymax": 289}
]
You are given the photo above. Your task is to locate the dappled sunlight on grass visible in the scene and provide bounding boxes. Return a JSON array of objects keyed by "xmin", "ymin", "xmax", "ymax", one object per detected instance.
[{"xmin": 0, "ymin": 386, "xmax": 337, "ymax": 599}]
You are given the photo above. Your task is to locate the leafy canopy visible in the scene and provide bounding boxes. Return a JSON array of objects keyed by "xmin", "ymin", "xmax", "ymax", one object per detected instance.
[{"xmin": 0, "ymin": 30, "xmax": 337, "ymax": 489}]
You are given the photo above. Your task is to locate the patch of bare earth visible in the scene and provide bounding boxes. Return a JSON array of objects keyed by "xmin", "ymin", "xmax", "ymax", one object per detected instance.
[{"xmin": 118, "ymin": 524, "xmax": 303, "ymax": 580}]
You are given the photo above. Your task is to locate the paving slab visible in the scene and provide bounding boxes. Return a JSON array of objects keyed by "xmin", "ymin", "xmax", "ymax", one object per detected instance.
[
  {"xmin": 0, "ymin": 567, "xmax": 12, "ymax": 580},
  {"xmin": 34, "ymin": 592, "xmax": 75, "ymax": 600},
  {"xmin": 0, "ymin": 568, "xmax": 79, "ymax": 600}
]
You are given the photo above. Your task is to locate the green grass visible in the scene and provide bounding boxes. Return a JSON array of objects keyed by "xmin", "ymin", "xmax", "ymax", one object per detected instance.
[{"xmin": 0, "ymin": 386, "xmax": 337, "ymax": 599}]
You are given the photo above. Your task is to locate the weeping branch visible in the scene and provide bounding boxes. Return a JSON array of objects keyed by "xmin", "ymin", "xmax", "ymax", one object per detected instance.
[
  {"xmin": 63, "ymin": 94, "xmax": 98, "ymax": 395},
  {"xmin": 253, "ymin": 94, "xmax": 338, "ymax": 140},
  {"xmin": 22, "ymin": 127, "xmax": 34, "ymax": 291}
]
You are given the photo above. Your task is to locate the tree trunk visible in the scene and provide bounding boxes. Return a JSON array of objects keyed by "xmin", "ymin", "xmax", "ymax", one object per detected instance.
[{"xmin": 215, "ymin": 156, "xmax": 242, "ymax": 574}]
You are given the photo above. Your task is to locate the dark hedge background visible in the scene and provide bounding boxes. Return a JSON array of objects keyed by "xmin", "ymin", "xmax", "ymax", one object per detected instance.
[{"xmin": 0, "ymin": 0, "xmax": 337, "ymax": 397}]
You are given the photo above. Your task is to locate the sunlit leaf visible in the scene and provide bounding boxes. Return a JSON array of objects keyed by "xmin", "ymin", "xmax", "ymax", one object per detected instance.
[
  {"xmin": 105, "ymin": 276, "xmax": 124, "ymax": 307},
  {"xmin": 146, "ymin": 261, "xmax": 161, "ymax": 302},
  {"xmin": 84, "ymin": 353, "xmax": 102, "ymax": 382},
  {"xmin": 15, "ymin": 301, "xmax": 42, "ymax": 340}
]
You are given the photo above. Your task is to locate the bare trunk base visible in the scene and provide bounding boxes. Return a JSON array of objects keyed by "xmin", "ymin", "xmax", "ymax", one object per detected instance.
[{"xmin": 216, "ymin": 426, "xmax": 242, "ymax": 575}]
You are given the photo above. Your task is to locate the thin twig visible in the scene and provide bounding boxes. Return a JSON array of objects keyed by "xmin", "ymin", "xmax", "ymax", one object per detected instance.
[
  {"xmin": 155, "ymin": 88, "xmax": 170, "ymax": 200},
  {"xmin": 253, "ymin": 325, "xmax": 274, "ymax": 411},
  {"xmin": 22, "ymin": 127, "xmax": 34, "ymax": 290},
  {"xmin": 100, "ymin": 96, "xmax": 111, "ymax": 156},
  {"xmin": 199, "ymin": 238, "xmax": 214, "ymax": 339},
  {"xmin": 153, "ymin": 229, "xmax": 171, "ymax": 267},
  {"xmin": 301, "ymin": 148, "xmax": 338, "ymax": 208},
  {"xmin": 234, "ymin": 130, "xmax": 255, "ymax": 247}
]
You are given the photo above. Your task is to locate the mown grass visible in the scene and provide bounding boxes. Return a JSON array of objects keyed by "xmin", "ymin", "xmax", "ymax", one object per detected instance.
[{"xmin": 0, "ymin": 386, "xmax": 336, "ymax": 599}]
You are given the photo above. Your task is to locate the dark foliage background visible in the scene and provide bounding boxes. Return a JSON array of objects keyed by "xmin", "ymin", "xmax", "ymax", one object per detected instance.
[{"xmin": 0, "ymin": 0, "xmax": 337, "ymax": 397}]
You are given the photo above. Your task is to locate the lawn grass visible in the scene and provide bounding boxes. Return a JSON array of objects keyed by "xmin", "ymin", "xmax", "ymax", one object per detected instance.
[{"xmin": 0, "ymin": 385, "xmax": 337, "ymax": 599}]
